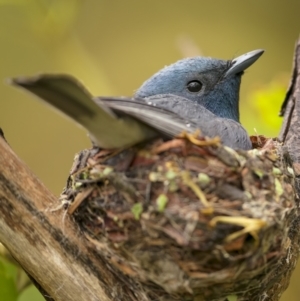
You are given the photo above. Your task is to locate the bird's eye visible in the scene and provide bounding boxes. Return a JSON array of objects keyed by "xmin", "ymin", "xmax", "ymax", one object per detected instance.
[{"xmin": 187, "ymin": 80, "xmax": 202, "ymax": 92}]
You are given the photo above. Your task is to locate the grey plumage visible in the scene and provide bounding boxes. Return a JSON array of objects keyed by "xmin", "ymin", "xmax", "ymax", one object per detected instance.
[
  {"xmin": 11, "ymin": 49, "xmax": 264, "ymax": 150},
  {"xmin": 143, "ymin": 94, "xmax": 252, "ymax": 149}
]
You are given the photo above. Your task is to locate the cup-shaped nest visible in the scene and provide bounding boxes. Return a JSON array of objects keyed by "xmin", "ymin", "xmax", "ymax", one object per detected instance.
[{"xmin": 61, "ymin": 135, "xmax": 297, "ymax": 301}]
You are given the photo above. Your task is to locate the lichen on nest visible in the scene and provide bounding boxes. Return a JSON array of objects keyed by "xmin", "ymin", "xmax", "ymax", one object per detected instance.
[{"xmin": 60, "ymin": 135, "xmax": 297, "ymax": 301}]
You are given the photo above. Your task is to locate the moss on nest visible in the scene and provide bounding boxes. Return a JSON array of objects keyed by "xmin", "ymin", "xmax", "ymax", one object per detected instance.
[{"xmin": 60, "ymin": 136, "xmax": 297, "ymax": 301}]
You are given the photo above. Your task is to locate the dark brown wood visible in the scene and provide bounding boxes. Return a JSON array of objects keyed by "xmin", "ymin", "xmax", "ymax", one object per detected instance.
[
  {"xmin": 279, "ymin": 40, "xmax": 300, "ymax": 176},
  {"xmin": 0, "ymin": 136, "xmax": 147, "ymax": 301},
  {"xmin": 268, "ymin": 39, "xmax": 300, "ymax": 300}
]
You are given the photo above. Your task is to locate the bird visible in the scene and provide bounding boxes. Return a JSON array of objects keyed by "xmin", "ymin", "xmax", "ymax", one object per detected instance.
[{"xmin": 11, "ymin": 49, "xmax": 263, "ymax": 150}]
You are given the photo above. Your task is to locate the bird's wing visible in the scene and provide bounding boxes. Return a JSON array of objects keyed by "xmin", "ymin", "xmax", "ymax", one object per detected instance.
[
  {"xmin": 144, "ymin": 94, "xmax": 252, "ymax": 150},
  {"xmin": 95, "ymin": 97, "xmax": 199, "ymax": 137},
  {"xmin": 10, "ymin": 74, "xmax": 196, "ymax": 148}
]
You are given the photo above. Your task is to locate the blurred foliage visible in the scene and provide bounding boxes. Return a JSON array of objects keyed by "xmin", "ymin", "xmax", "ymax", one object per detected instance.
[
  {"xmin": 0, "ymin": 0, "xmax": 300, "ymax": 300},
  {"xmin": 0, "ymin": 242, "xmax": 37, "ymax": 300},
  {"xmin": 244, "ymin": 75, "xmax": 289, "ymax": 137},
  {"xmin": 252, "ymin": 76, "xmax": 287, "ymax": 131},
  {"xmin": 18, "ymin": 285, "xmax": 44, "ymax": 301},
  {"xmin": 0, "ymin": 260, "xmax": 18, "ymax": 301},
  {"xmin": 1, "ymin": 0, "xmax": 80, "ymax": 38}
]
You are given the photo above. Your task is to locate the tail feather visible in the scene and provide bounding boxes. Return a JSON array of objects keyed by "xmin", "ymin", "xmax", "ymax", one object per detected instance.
[{"xmin": 11, "ymin": 74, "xmax": 158, "ymax": 148}]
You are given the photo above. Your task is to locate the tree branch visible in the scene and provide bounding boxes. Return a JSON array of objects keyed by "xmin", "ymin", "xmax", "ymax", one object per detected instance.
[
  {"xmin": 279, "ymin": 40, "xmax": 300, "ymax": 178},
  {"xmin": 0, "ymin": 137, "xmax": 145, "ymax": 301}
]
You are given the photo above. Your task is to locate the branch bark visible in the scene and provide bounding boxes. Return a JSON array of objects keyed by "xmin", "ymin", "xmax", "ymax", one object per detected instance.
[
  {"xmin": 0, "ymin": 138, "xmax": 147, "ymax": 301},
  {"xmin": 1, "ymin": 41, "xmax": 300, "ymax": 301},
  {"xmin": 279, "ymin": 40, "xmax": 300, "ymax": 188}
]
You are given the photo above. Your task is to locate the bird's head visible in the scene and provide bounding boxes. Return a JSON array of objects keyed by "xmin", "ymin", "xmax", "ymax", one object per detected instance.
[{"xmin": 135, "ymin": 49, "xmax": 264, "ymax": 123}]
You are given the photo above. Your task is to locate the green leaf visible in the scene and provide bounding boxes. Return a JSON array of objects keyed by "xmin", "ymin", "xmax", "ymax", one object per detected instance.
[
  {"xmin": 103, "ymin": 166, "xmax": 114, "ymax": 175},
  {"xmin": 226, "ymin": 295, "xmax": 238, "ymax": 301},
  {"xmin": 156, "ymin": 194, "xmax": 168, "ymax": 212},
  {"xmin": 198, "ymin": 173, "xmax": 210, "ymax": 185},
  {"xmin": 165, "ymin": 170, "xmax": 177, "ymax": 180},
  {"xmin": 275, "ymin": 178, "xmax": 283, "ymax": 196},
  {"xmin": 131, "ymin": 203, "xmax": 143, "ymax": 220}
]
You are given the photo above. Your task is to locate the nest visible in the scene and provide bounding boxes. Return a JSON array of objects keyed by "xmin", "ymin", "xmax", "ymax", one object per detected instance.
[{"xmin": 61, "ymin": 135, "xmax": 297, "ymax": 301}]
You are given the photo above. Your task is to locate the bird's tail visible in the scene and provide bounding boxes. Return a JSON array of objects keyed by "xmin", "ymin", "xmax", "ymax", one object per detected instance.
[{"xmin": 11, "ymin": 74, "xmax": 157, "ymax": 148}]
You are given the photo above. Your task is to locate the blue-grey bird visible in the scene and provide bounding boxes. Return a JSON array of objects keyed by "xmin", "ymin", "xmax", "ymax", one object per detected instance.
[{"xmin": 11, "ymin": 49, "xmax": 263, "ymax": 150}]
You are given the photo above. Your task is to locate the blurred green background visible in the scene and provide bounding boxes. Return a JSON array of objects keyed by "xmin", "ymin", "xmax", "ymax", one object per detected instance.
[{"xmin": 0, "ymin": 1, "xmax": 299, "ymax": 300}]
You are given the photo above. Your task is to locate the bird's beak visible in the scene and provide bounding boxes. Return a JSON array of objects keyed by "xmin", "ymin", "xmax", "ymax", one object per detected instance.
[{"xmin": 225, "ymin": 49, "xmax": 264, "ymax": 78}]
